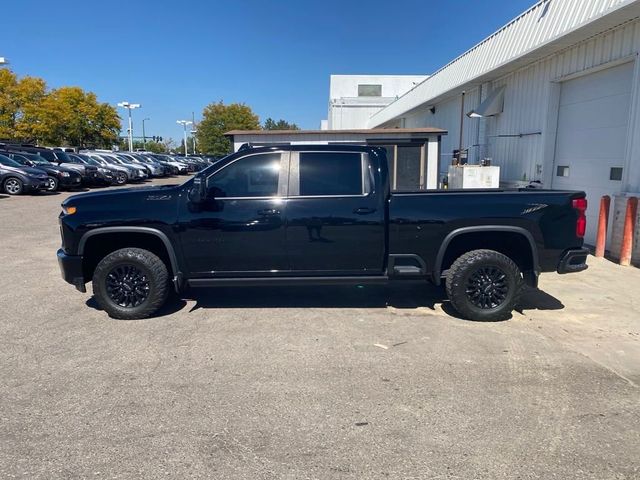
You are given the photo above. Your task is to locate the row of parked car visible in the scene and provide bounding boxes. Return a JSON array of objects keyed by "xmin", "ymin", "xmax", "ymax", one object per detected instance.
[{"xmin": 0, "ymin": 143, "xmax": 216, "ymax": 195}]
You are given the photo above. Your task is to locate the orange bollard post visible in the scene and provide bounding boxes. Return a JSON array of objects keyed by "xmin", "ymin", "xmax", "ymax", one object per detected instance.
[
  {"xmin": 619, "ymin": 196, "xmax": 638, "ymax": 266},
  {"xmin": 595, "ymin": 195, "xmax": 611, "ymax": 257}
]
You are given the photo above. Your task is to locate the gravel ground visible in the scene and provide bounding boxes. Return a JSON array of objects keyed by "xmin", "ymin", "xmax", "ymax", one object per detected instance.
[{"xmin": 0, "ymin": 177, "xmax": 638, "ymax": 479}]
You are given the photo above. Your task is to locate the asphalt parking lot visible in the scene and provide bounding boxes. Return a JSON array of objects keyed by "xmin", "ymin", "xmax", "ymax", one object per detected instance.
[{"xmin": 1, "ymin": 178, "xmax": 639, "ymax": 480}]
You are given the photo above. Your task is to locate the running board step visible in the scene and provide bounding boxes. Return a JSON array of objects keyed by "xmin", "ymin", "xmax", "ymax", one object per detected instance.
[
  {"xmin": 188, "ymin": 276, "xmax": 389, "ymax": 288},
  {"xmin": 392, "ymin": 265, "xmax": 423, "ymax": 276}
]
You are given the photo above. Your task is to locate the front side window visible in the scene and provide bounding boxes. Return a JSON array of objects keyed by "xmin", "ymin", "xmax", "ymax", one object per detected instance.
[
  {"xmin": 299, "ymin": 152, "xmax": 363, "ymax": 196},
  {"xmin": 208, "ymin": 153, "xmax": 281, "ymax": 198}
]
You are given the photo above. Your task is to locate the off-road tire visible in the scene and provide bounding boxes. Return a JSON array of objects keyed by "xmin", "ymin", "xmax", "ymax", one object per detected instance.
[
  {"xmin": 4, "ymin": 177, "xmax": 24, "ymax": 195},
  {"xmin": 446, "ymin": 249, "xmax": 523, "ymax": 321},
  {"xmin": 92, "ymin": 248, "xmax": 169, "ymax": 320}
]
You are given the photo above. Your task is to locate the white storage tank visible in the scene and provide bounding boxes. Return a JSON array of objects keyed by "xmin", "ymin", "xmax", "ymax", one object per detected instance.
[{"xmin": 448, "ymin": 165, "xmax": 500, "ymax": 189}]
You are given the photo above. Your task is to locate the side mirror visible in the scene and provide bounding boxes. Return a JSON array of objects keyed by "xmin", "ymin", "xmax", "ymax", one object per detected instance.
[
  {"xmin": 189, "ymin": 176, "xmax": 206, "ymax": 204},
  {"xmin": 27, "ymin": 160, "xmax": 36, "ymax": 167}
]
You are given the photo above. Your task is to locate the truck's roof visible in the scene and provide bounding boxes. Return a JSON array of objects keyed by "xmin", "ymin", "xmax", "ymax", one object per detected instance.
[{"xmin": 235, "ymin": 144, "xmax": 379, "ymax": 154}]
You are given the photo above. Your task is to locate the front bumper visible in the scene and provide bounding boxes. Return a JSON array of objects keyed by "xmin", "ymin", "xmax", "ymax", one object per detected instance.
[
  {"xmin": 59, "ymin": 174, "xmax": 83, "ymax": 188},
  {"xmin": 557, "ymin": 248, "xmax": 589, "ymax": 274},
  {"xmin": 57, "ymin": 248, "xmax": 86, "ymax": 292},
  {"xmin": 24, "ymin": 178, "xmax": 49, "ymax": 191}
]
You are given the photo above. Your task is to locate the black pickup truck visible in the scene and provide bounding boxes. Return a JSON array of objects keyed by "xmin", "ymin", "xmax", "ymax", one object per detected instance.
[{"xmin": 57, "ymin": 145, "xmax": 589, "ymax": 321}]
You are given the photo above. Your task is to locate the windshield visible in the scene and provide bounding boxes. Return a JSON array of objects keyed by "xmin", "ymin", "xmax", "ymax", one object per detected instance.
[
  {"xmin": 0, "ymin": 155, "xmax": 24, "ymax": 168},
  {"xmin": 87, "ymin": 154, "xmax": 107, "ymax": 165},
  {"xmin": 23, "ymin": 154, "xmax": 49, "ymax": 165},
  {"xmin": 53, "ymin": 151, "xmax": 72, "ymax": 162},
  {"xmin": 68, "ymin": 154, "xmax": 87, "ymax": 164}
]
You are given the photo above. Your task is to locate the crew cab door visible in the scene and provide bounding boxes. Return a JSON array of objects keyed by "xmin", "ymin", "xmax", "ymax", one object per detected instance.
[
  {"xmin": 285, "ymin": 151, "xmax": 385, "ymax": 274},
  {"xmin": 178, "ymin": 151, "xmax": 289, "ymax": 276}
]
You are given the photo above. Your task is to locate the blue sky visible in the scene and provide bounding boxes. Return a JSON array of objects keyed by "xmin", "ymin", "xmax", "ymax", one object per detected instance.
[{"xmin": 3, "ymin": 0, "xmax": 534, "ymax": 143}]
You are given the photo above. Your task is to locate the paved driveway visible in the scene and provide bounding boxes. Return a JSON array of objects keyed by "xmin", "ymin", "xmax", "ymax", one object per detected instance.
[{"xmin": 0, "ymin": 178, "xmax": 638, "ymax": 479}]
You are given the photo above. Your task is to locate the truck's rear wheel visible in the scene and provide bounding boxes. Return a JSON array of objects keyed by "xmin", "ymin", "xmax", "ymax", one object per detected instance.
[
  {"xmin": 92, "ymin": 247, "xmax": 169, "ymax": 320},
  {"xmin": 446, "ymin": 249, "xmax": 523, "ymax": 321}
]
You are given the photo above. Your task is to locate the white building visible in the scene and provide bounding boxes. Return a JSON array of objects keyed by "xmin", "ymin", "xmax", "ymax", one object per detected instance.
[
  {"xmin": 325, "ymin": 75, "xmax": 428, "ymax": 130},
  {"xmin": 333, "ymin": 0, "xmax": 640, "ymax": 246}
]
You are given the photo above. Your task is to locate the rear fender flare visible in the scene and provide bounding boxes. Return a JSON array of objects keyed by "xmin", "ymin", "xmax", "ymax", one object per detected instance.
[{"xmin": 433, "ymin": 226, "xmax": 540, "ymax": 285}]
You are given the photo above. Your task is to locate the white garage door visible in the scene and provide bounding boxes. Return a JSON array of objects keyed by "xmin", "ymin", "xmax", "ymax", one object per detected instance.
[{"xmin": 552, "ymin": 61, "xmax": 634, "ymax": 245}]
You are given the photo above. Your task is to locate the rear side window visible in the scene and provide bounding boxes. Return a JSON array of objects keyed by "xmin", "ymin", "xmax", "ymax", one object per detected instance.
[{"xmin": 299, "ymin": 152, "xmax": 363, "ymax": 196}]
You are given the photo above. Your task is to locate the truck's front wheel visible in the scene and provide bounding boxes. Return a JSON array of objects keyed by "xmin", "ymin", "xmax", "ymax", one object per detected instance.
[
  {"xmin": 446, "ymin": 249, "xmax": 523, "ymax": 321},
  {"xmin": 92, "ymin": 248, "xmax": 169, "ymax": 320}
]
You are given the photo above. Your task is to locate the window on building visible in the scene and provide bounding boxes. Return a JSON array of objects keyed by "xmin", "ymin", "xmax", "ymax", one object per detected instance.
[
  {"xmin": 358, "ymin": 84, "xmax": 382, "ymax": 97},
  {"xmin": 556, "ymin": 165, "xmax": 569, "ymax": 177},
  {"xmin": 610, "ymin": 167, "xmax": 623, "ymax": 181},
  {"xmin": 299, "ymin": 152, "xmax": 363, "ymax": 196},
  {"xmin": 208, "ymin": 153, "xmax": 281, "ymax": 197},
  {"xmin": 395, "ymin": 145, "xmax": 422, "ymax": 191}
]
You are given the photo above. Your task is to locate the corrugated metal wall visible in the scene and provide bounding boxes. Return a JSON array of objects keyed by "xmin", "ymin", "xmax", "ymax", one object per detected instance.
[
  {"xmin": 404, "ymin": 88, "xmax": 481, "ymax": 175},
  {"xmin": 400, "ymin": 18, "xmax": 640, "ymax": 185},
  {"xmin": 369, "ymin": 0, "xmax": 640, "ymax": 127}
]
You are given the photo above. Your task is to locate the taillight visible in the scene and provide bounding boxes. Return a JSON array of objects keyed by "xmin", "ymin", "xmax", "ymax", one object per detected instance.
[{"xmin": 572, "ymin": 198, "xmax": 587, "ymax": 238}]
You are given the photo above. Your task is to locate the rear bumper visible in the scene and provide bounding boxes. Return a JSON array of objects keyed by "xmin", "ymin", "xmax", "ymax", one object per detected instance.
[
  {"xmin": 57, "ymin": 248, "xmax": 86, "ymax": 292},
  {"xmin": 557, "ymin": 248, "xmax": 589, "ymax": 274}
]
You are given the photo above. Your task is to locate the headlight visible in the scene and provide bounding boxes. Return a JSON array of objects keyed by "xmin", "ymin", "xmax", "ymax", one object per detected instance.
[
  {"xmin": 62, "ymin": 205, "xmax": 77, "ymax": 215},
  {"xmin": 59, "ymin": 171, "xmax": 70, "ymax": 177}
]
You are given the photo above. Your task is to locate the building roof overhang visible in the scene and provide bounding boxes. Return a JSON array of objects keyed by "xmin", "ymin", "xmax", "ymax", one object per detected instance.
[{"xmin": 368, "ymin": 0, "xmax": 640, "ymax": 127}]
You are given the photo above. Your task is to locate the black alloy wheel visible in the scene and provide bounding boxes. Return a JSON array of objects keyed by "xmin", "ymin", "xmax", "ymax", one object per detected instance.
[
  {"xmin": 105, "ymin": 264, "xmax": 150, "ymax": 308},
  {"xmin": 465, "ymin": 266, "xmax": 509, "ymax": 309}
]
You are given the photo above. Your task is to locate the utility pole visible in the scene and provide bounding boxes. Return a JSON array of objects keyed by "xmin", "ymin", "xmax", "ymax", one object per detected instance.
[
  {"xmin": 117, "ymin": 101, "xmax": 141, "ymax": 151},
  {"xmin": 142, "ymin": 118, "xmax": 150, "ymax": 150}
]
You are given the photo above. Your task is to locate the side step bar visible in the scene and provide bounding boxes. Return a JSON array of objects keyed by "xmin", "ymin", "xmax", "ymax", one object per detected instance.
[{"xmin": 188, "ymin": 276, "xmax": 390, "ymax": 288}]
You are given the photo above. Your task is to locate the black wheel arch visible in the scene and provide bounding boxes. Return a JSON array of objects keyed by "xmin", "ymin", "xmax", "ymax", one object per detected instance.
[
  {"xmin": 78, "ymin": 227, "xmax": 183, "ymax": 291},
  {"xmin": 433, "ymin": 226, "xmax": 540, "ymax": 286}
]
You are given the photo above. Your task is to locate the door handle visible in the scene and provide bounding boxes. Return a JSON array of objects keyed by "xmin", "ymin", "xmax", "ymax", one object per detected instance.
[
  {"xmin": 353, "ymin": 207, "xmax": 376, "ymax": 215},
  {"xmin": 258, "ymin": 208, "xmax": 280, "ymax": 216}
]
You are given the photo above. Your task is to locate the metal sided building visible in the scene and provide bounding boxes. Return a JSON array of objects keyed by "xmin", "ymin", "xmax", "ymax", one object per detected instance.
[{"xmin": 361, "ymin": 0, "xmax": 640, "ymax": 245}]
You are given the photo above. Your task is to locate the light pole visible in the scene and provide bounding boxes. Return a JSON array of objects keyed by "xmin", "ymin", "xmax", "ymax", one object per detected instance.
[
  {"xmin": 191, "ymin": 128, "xmax": 197, "ymax": 155},
  {"xmin": 177, "ymin": 120, "xmax": 193, "ymax": 156},
  {"xmin": 142, "ymin": 118, "xmax": 150, "ymax": 149},
  {"xmin": 117, "ymin": 101, "xmax": 141, "ymax": 151}
]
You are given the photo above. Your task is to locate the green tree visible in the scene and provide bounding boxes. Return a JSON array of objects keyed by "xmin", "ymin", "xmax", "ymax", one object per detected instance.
[
  {"xmin": 196, "ymin": 101, "xmax": 260, "ymax": 156},
  {"xmin": 36, "ymin": 87, "xmax": 120, "ymax": 148},
  {"xmin": 263, "ymin": 117, "xmax": 299, "ymax": 130},
  {"xmin": 144, "ymin": 141, "xmax": 166, "ymax": 153},
  {"xmin": 0, "ymin": 68, "xmax": 18, "ymax": 138}
]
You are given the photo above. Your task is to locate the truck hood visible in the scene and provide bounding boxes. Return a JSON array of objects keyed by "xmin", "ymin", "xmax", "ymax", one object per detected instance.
[{"xmin": 62, "ymin": 183, "xmax": 181, "ymax": 207}]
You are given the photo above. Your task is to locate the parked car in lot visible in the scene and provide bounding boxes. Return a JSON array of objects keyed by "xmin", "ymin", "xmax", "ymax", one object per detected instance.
[
  {"xmin": 4, "ymin": 145, "xmax": 101, "ymax": 185},
  {"xmin": 0, "ymin": 154, "xmax": 50, "ymax": 195},
  {"xmin": 57, "ymin": 145, "xmax": 589, "ymax": 321},
  {"xmin": 94, "ymin": 153, "xmax": 148, "ymax": 181},
  {"xmin": 81, "ymin": 153, "xmax": 139, "ymax": 184},
  {"xmin": 117, "ymin": 153, "xmax": 166, "ymax": 177},
  {"xmin": 64, "ymin": 154, "xmax": 115, "ymax": 186},
  {"xmin": 69, "ymin": 153, "xmax": 129, "ymax": 185},
  {"xmin": 149, "ymin": 154, "xmax": 189, "ymax": 174},
  {"xmin": 5, "ymin": 151, "xmax": 83, "ymax": 191}
]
